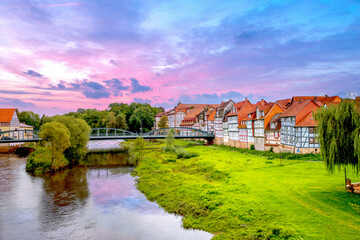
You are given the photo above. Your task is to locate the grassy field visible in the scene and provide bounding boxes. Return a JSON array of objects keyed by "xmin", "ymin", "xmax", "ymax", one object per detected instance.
[{"xmin": 134, "ymin": 140, "xmax": 360, "ymax": 239}]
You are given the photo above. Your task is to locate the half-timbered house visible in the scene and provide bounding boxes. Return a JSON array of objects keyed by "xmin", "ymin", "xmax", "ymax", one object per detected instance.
[
  {"xmin": 214, "ymin": 100, "xmax": 234, "ymax": 144},
  {"xmin": 253, "ymin": 102, "xmax": 285, "ymax": 151},
  {"xmin": 280, "ymin": 100, "xmax": 320, "ymax": 153}
]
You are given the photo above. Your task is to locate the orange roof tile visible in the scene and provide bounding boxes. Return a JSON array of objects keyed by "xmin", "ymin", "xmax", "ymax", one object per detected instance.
[
  {"xmin": 0, "ymin": 109, "xmax": 16, "ymax": 123},
  {"xmin": 183, "ymin": 107, "xmax": 206, "ymax": 121},
  {"xmin": 280, "ymin": 100, "xmax": 312, "ymax": 118},
  {"xmin": 296, "ymin": 112, "xmax": 317, "ymax": 127},
  {"xmin": 276, "ymin": 99, "xmax": 291, "ymax": 109},
  {"xmin": 292, "ymin": 96, "xmax": 341, "ymax": 105},
  {"xmin": 208, "ymin": 110, "xmax": 216, "ymax": 121}
]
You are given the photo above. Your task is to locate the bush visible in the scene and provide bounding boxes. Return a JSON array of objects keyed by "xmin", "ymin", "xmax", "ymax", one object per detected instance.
[
  {"xmin": 175, "ymin": 147, "xmax": 199, "ymax": 159},
  {"xmin": 250, "ymin": 144, "xmax": 255, "ymax": 150},
  {"xmin": 128, "ymin": 137, "xmax": 145, "ymax": 165},
  {"xmin": 26, "ymin": 147, "xmax": 69, "ymax": 174}
]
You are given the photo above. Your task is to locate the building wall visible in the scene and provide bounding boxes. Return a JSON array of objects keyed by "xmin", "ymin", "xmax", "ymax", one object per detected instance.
[
  {"xmin": 175, "ymin": 111, "xmax": 186, "ymax": 127},
  {"xmin": 215, "ymin": 117, "xmax": 223, "ymax": 138},
  {"xmin": 294, "ymin": 127, "xmax": 320, "ymax": 149},
  {"xmin": 265, "ymin": 131, "xmax": 281, "ymax": 145},
  {"xmin": 228, "ymin": 115, "xmax": 239, "ymax": 141},
  {"xmin": 281, "ymin": 116, "xmax": 295, "ymax": 146}
]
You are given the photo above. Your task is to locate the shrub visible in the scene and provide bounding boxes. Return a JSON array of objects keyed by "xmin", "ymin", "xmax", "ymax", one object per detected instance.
[
  {"xmin": 128, "ymin": 137, "xmax": 145, "ymax": 165},
  {"xmin": 175, "ymin": 147, "xmax": 199, "ymax": 159},
  {"xmin": 250, "ymin": 144, "xmax": 255, "ymax": 150},
  {"xmin": 26, "ymin": 147, "xmax": 69, "ymax": 174}
]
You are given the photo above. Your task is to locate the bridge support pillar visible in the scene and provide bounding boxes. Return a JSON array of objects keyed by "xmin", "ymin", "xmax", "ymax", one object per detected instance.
[{"xmin": 206, "ymin": 138, "xmax": 214, "ymax": 145}]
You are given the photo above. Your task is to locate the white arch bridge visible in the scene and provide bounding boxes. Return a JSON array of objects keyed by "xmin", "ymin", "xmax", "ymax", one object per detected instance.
[{"xmin": 0, "ymin": 127, "xmax": 215, "ymax": 143}]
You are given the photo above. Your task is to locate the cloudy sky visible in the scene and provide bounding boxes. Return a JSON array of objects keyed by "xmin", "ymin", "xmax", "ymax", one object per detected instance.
[{"xmin": 0, "ymin": 0, "xmax": 359, "ymax": 115}]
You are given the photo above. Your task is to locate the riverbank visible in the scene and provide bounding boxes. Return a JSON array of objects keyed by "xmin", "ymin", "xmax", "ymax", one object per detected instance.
[{"xmin": 134, "ymin": 140, "xmax": 360, "ymax": 239}]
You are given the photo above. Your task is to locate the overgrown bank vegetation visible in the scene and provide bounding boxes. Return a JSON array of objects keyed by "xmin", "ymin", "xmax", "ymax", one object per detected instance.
[
  {"xmin": 134, "ymin": 140, "xmax": 360, "ymax": 239},
  {"xmin": 26, "ymin": 116, "xmax": 91, "ymax": 174}
]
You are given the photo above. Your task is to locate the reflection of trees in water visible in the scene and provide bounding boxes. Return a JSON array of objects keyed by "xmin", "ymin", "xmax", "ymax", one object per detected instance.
[
  {"xmin": 83, "ymin": 152, "xmax": 131, "ymax": 167},
  {"xmin": 39, "ymin": 167, "xmax": 89, "ymax": 230}
]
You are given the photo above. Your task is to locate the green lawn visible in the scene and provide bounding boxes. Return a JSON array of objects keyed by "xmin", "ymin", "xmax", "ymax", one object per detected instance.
[{"xmin": 134, "ymin": 140, "xmax": 360, "ymax": 239}]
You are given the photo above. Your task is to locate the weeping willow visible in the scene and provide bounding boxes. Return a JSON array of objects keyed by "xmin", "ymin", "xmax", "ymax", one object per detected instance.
[{"xmin": 315, "ymin": 100, "xmax": 360, "ymax": 185}]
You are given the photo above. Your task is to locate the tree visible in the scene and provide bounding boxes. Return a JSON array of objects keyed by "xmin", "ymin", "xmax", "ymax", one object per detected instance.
[
  {"xmin": 116, "ymin": 113, "xmax": 128, "ymax": 130},
  {"xmin": 52, "ymin": 116, "xmax": 91, "ymax": 163},
  {"xmin": 40, "ymin": 122, "xmax": 71, "ymax": 169},
  {"xmin": 18, "ymin": 111, "xmax": 41, "ymax": 130},
  {"xmin": 315, "ymin": 100, "xmax": 360, "ymax": 187},
  {"xmin": 165, "ymin": 129, "xmax": 175, "ymax": 151},
  {"xmin": 158, "ymin": 115, "xmax": 169, "ymax": 129},
  {"xmin": 129, "ymin": 107, "xmax": 155, "ymax": 132},
  {"xmin": 102, "ymin": 112, "xmax": 128, "ymax": 129},
  {"xmin": 128, "ymin": 137, "xmax": 146, "ymax": 164},
  {"xmin": 102, "ymin": 112, "xmax": 117, "ymax": 128}
]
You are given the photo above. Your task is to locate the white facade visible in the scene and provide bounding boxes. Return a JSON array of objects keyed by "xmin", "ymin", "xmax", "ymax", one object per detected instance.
[
  {"xmin": 215, "ymin": 118, "xmax": 223, "ymax": 138},
  {"xmin": 175, "ymin": 111, "xmax": 186, "ymax": 127},
  {"xmin": 246, "ymin": 120, "xmax": 254, "ymax": 143},
  {"xmin": 228, "ymin": 115, "xmax": 239, "ymax": 141}
]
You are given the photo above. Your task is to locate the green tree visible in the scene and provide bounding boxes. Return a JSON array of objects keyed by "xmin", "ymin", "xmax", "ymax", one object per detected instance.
[
  {"xmin": 18, "ymin": 111, "xmax": 41, "ymax": 130},
  {"xmin": 116, "ymin": 113, "xmax": 128, "ymax": 130},
  {"xmin": 129, "ymin": 107, "xmax": 155, "ymax": 132},
  {"xmin": 128, "ymin": 137, "xmax": 146, "ymax": 164},
  {"xmin": 158, "ymin": 115, "xmax": 169, "ymax": 129},
  {"xmin": 102, "ymin": 112, "xmax": 128, "ymax": 129},
  {"xmin": 165, "ymin": 129, "xmax": 175, "ymax": 151},
  {"xmin": 40, "ymin": 122, "xmax": 71, "ymax": 169},
  {"xmin": 103, "ymin": 112, "xmax": 117, "ymax": 128},
  {"xmin": 52, "ymin": 115, "xmax": 91, "ymax": 162},
  {"xmin": 315, "ymin": 100, "xmax": 360, "ymax": 187}
]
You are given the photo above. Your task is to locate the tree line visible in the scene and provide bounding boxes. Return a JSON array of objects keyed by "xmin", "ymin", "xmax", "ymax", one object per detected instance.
[{"xmin": 18, "ymin": 102, "xmax": 164, "ymax": 133}]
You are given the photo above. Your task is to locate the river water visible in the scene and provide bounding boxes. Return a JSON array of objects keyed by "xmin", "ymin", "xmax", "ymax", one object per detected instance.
[{"xmin": 0, "ymin": 141, "xmax": 212, "ymax": 240}]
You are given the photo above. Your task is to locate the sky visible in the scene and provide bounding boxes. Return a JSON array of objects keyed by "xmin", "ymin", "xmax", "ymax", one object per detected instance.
[{"xmin": 0, "ymin": 0, "xmax": 359, "ymax": 115}]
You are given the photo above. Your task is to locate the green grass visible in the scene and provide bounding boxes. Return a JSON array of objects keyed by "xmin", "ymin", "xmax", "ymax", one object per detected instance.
[{"xmin": 134, "ymin": 140, "xmax": 360, "ymax": 239}]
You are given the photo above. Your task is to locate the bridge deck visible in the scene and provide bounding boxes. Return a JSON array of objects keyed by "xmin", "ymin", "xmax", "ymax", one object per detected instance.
[{"xmin": 0, "ymin": 127, "xmax": 215, "ymax": 143}]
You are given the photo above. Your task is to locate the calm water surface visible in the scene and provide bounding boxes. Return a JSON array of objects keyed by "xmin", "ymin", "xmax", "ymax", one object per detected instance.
[{"xmin": 0, "ymin": 142, "xmax": 212, "ymax": 240}]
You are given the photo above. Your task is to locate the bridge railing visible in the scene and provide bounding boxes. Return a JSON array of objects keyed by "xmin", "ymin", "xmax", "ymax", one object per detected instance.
[
  {"xmin": 0, "ymin": 130, "xmax": 40, "ymax": 141},
  {"xmin": 144, "ymin": 127, "xmax": 215, "ymax": 138},
  {"xmin": 90, "ymin": 128, "xmax": 137, "ymax": 138}
]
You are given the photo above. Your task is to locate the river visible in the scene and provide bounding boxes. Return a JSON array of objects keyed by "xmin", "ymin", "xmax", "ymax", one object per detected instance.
[{"xmin": 0, "ymin": 141, "xmax": 213, "ymax": 240}]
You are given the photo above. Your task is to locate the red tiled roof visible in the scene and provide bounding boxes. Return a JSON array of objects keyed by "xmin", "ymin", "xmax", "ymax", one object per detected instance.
[
  {"xmin": 280, "ymin": 100, "xmax": 312, "ymax": 118},
  {"xmin": 155, "ymin": 111, "xmax": 168, "ymax": 117},
  {"xmin": 292, "ymin": 96, "xmax": 341, "ymax": 105},
  {"xmin": 183, "ymin": 107, "xmax": 206, "ymax": 121},
  {"xmin": 208, "ymin": 110, "xmax": 216, "ymax": 121},
  {"xmin": 276, "ymin": 99, "xmax": 291, "ymax": 109},
  {"xmin": 0, "ymin": 109, "xmax": 16, "ymax": 123},
  {"xmin": 296, "ymin": 112, "xmax": 317, "ymax": 127}
]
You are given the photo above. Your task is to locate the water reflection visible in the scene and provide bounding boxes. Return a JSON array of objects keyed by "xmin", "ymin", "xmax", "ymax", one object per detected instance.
[
  {"xmin": 83, "ymin": 152, "xmax": 130, "ymax": 167},
  {"xmin": 0, "ymin": 153, "xmax": 213, "ymax": 240},
  {"xmin": 39, "ymin": 167, "xmax": 89, "ymax": 231}
]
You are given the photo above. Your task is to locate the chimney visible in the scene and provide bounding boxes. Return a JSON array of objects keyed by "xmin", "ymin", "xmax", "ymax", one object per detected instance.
[
  {"xmin": 245, "ymin": 97, "xmax": 248, "ymax": 101},
  {"xmin": 261, "ymin": 99, "xmax": 265, "ymax": 105}
]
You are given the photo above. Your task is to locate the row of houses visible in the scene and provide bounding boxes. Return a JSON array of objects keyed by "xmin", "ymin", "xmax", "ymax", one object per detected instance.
[{"xmin": 154, "ymin": 96, "xmax": 342, "ymax": 154}]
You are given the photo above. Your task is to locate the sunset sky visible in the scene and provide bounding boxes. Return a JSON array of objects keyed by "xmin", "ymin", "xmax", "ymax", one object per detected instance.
[{"xmin": 0, "ymin": 0, "xmax": 359, "ymax": 115}]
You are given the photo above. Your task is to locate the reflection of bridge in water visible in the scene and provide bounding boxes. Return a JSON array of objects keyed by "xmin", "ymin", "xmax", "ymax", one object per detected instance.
[{"xmin": 0, "ymin": 127, "xmax": 215, "ymax": 144}]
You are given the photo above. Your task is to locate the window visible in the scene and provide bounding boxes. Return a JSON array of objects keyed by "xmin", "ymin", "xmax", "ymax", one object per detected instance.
[
  {"xmin": 309, "ymin": 137, "xmax": 315, "ymax": 144},
  {"xmin": 315, "ymin": 138, "xmax": 319, "ymax": 144},
  {"xmin": 309, "ymin": 127, "xmax": 315, "ymax": 133},
  {"xmin": 275, "ymin": 132, "xmax": 279, "ymax": 138}
]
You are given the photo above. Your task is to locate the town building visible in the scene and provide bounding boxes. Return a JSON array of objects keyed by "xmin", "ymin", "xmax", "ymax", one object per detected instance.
[
  {"xmin": 253, "ymin": 102, "xmax": 286, "ymax": 151},
  {"xmin": 226, "ymin": 99, "xmax": 253, "ymax": 148},
  {"xmin": 214, "ymin": 100, "xmax": 234, "ymax": 144},
  {"xmin": 0, "ymin": 108, "xmax": 34, "ymax": 152},
  {"xmin": 280, "ymin": 100, "xmax": 320, "ymax": 153}
]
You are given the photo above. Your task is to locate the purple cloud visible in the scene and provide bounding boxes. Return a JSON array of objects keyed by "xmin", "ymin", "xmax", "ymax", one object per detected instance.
[{"xmin": 130, "ymin": 78, "xmax": 152, "ymax": 93}]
